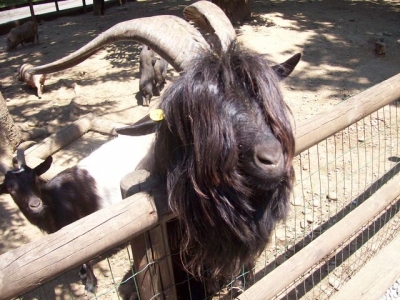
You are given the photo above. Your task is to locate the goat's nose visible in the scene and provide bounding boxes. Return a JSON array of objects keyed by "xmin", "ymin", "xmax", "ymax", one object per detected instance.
[
  {"xmin": 255, "ymin": 145, "xmax": 284, "ymax": 175},
  {"xmin": 29, "ymin": 199, "xmax": 41, "ymax": 208},
  {"xmin": 29, "ymin": 198, "xmax": 43, "ymax": 213},
  {"xmin": 256, "ymin": 151, "xmax": 282, "ymax": 166}
]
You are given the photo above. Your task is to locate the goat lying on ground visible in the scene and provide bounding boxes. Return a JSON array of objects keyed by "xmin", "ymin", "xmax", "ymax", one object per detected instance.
[
  {"xmin": 20, "ymin": 1, "xmax": 300, "ymax": 298},
  {"xmin": 0, "ymin": 135, "xmax": 153, "ymax": 293}
]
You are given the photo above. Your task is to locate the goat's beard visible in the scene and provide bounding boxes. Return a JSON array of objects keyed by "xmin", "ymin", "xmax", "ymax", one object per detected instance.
[{"xmin": 165, "ymin": 162, "xmax": 294, "ymax": 280}]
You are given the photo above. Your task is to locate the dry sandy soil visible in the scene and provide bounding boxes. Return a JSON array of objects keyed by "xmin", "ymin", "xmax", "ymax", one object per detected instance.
[{"xmin": 0, "ymin": 0, "xmax": 399, "ymax": 299}]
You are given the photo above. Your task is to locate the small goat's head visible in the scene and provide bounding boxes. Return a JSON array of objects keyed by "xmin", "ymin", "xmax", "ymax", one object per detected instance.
[
  {"xmin": 6, "ymin": 34, "xmax": 16, "ymax": 52},
  {"xmin": 0, "ymin": 148, "xmax": 52, "ymax": 218}
]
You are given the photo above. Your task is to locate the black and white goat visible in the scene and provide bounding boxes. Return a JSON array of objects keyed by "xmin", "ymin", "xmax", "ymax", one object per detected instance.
[
  {"xmin": 20, "ymin": 1, "xmax": 300, "ymax": 298},
  {"xmin": 0, "ymin": 134, "xmax": 153, "ymax": 293}
]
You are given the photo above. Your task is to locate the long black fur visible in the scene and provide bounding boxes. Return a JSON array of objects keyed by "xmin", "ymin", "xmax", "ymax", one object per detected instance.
[{"xmin": 143, "ymin": 42, "xmax": 296, "ymax": 296}]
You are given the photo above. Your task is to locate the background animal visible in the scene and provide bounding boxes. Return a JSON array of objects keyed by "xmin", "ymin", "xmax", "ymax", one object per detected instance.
[
  {"xmin": 6, "ymin": 21, "xmax": 39, "ymax": 51},
  {"xmin": 139, "ymin": 45, "xmax": 169, "ymax": 105},
  {"xmin": 139, "ymin": 45, "xmax": 156, "ymax": 106},
  {"xmin": 19, "ymin": 1, "xmax": 300, "ymax": 298},
  {"xmin": 153, "ymin": 55, "xmax": 168, "ymax": 96},
  {"xmin": 0, "ymin": 134, "xmax": 153, "ymax": 293}
]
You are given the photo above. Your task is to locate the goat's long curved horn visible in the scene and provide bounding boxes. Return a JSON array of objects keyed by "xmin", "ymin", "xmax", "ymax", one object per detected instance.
[
  {"xmin": 17, "ymin": 141, "xmax": 37, "ymax": 168},
  {"xmin": 183, "ymin": 1, "xmax": 236, "ymax": 52},
  {"xmin": 28, "ymin": 15, "xmax": 209, "ymax": 75}
]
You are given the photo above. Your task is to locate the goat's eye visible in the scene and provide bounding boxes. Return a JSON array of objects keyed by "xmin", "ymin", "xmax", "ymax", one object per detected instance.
[{"xmin": 238, "ymin": 144, "xmax": 244, "ymax": 159}]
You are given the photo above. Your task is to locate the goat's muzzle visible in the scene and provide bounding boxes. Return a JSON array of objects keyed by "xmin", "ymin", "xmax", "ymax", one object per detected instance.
[
  {"xmin": 28, "ymin": 197, "xmax": 43, "ymax": 214},
  {"xmin": 254, "ymin": 143, "xmax": 285, "ymax": 178}
]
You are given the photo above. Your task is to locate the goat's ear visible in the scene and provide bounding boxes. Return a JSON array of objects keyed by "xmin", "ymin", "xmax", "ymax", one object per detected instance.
[
  {"xmin": 272, "ymin": 53, "xmax": 301, "ymax": 80},
  {"xmin": 117, "ymin": 119, "xmax": 160, "ymax": 136},
  {"xmin": 34, "ymin": 156, "xmax": 53, "ymax": 176},
  {"xmin": 117, "ymin": 110, "xmax": 164, "ymax": 136}
]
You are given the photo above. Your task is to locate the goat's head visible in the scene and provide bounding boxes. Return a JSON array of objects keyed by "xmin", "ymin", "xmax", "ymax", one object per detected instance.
[
  {"xmin": 0, "ymin": 145, "xmax": 52, "ymax": 219},
  {"xmin": 6, "ymin": 33, "xmax": 16, "ymax": 52}
]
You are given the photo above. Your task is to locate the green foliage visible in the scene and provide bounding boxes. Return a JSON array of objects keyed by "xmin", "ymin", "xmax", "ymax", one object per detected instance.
[{"xmin": 0, "ymin": 0, "xmax": 44, "ymax": 9}]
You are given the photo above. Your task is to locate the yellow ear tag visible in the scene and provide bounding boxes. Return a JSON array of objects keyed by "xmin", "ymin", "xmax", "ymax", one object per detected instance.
[{"xmin": 150, "ymin": 109, "xmax": 164, "ymax": 122}]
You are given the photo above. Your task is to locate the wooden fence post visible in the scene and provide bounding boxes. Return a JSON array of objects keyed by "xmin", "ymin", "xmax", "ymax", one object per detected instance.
[
  {"xmin": 82, "ymin": 0, "xmax": 87, "ymax": 13},
  {"xmin": 54, "ymin": 0, "xmax": 59, "ymax": 12},
  {"xmin": 121, "ymin": 170, "xmax": 177, "ymax": 299}
]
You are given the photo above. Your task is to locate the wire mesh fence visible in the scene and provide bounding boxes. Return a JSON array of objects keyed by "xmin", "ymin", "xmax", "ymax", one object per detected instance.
[
  {"xmin": 12, "ymin": 99, "xmax": 400, "ymax": 299},
  {"xmin": 257, "ymin": 100, "xmax": 400, "ymax": 299}
]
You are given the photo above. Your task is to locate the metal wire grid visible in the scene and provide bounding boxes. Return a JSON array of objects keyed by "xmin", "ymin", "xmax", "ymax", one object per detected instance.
[{"xmin": 269, "ymin": 101, "xmax": 400, "ymax": 299}]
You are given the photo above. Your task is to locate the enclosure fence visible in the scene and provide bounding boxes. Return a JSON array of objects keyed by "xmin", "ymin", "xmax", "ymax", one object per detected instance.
[{"xmin": 1, "ymin": 73, "xmax": 400, "ymax": 300}]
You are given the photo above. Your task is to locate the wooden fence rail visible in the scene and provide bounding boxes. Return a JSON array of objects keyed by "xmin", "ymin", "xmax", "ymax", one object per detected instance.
[{"xmin": 0, "ymin": 73, "xmax": 399, "ymax": 299}]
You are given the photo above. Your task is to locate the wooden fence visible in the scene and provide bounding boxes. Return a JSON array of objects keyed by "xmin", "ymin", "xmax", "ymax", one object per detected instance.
[
  {"xmin": 0, "ymin": 73, "xmax": 399, "ymax": 299},
  {"xmin": 0, "ymin": 0, "xmax": 120, "ymax": 35}
]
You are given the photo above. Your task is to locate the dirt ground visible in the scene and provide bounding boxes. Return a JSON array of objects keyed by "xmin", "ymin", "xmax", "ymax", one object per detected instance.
[{"xmin": 0, "ymin": 0, "xmax": 399, "ymax": 299}]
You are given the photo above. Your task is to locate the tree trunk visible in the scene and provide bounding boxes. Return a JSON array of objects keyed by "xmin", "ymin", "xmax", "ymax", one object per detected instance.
[
  {"xmin": 0, "ymin": 93, "xmax": 22, "ymax": 163},
  {"xmin": 212, "ymin": 0, "xmax": 251, "ymax": 24},
  {"xmin": 93, "ymin": 0, "xmax": 105, "ymax": 16}
]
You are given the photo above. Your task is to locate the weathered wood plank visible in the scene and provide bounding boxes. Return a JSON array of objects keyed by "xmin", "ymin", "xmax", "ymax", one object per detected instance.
[
  {"xmin": 24, "ymin": 113, "xmax": 94, "ymax": 160},
  {"xmin": 91, "ymin": 117, "xmax": 126, "ymax": 136},
  {"xmin": 122, "ymin": 170, "xmax": 177, "ymax": 299}
]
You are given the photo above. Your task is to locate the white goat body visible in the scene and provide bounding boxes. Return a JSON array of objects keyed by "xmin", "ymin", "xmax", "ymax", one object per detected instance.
[{"xmin": 77, "ymin": 134, "xmax": 155, "ymax": 207}]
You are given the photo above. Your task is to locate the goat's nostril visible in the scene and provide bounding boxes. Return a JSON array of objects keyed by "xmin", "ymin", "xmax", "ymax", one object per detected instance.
[
  {"xmin": 257, "ymin": 155, "xmax": 274, "ymax": 165},
  {"xmin": 256, "ymin": 151, "xmax": 280, "ymax": 166},
  {"xmin": 29, "ymin": 199, "xmax": 42, "ymax": 209}
]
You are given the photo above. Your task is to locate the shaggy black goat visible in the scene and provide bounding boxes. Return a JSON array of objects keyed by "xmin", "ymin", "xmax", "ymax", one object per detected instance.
[{"xmin": 118, "ymin": 44, "xmax": 300, "ymax": 298}]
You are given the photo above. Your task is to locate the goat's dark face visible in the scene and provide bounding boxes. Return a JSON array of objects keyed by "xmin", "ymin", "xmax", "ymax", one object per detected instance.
[
  {"xmin": 233, "ymin": 99, "xmax": 286, "ymax": 186},
  {"xmin": 0, "ymin": 157, "xmax": 52, "ymax": 219}
]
